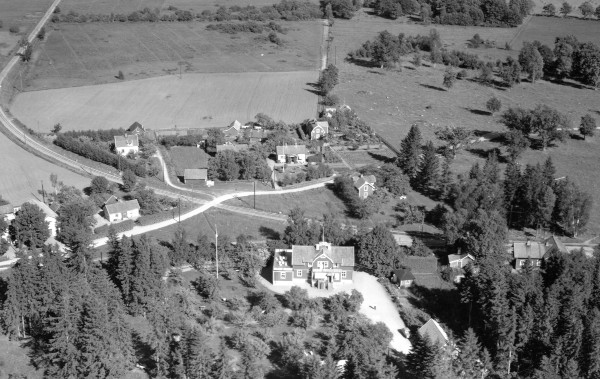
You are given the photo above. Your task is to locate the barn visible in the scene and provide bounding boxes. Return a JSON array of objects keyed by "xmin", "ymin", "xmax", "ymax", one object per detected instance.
[{"xmin": 183, "ymin": 169, "xmax": 208, "ymax": 185}]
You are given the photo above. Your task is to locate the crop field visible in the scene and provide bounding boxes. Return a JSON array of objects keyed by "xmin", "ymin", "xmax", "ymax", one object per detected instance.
[
  {"xmin": 59, "ymin": 0, "xmax": 318, "ymax": 14},
  {"xmin": 25, "ymin": 21, "xmax": 322, "ymax": 90},
  {"xmin": 169, "ymin": 146, "xmax": 210, "ymax": 176},
  {"xmin": 11, "ymin": 70, "xmax": 319, "ymax": 131},
  {"xmin": 511, "ymin": 16, "xmax": 600, "ymax": 48},
  {"xmin": 332, "ymin": 10, "xmax": 600, "ymax": 233},
  {"xmin": 0, "ymin": 133, "xmax": 90, "ymax": 206}
]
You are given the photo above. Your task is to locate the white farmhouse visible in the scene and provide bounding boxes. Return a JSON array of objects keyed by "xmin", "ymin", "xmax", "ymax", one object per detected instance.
[
  {"xmin": 103, "ymin": 199, "xmax": 140, "ymax": 223},
  {"xmin": 114, "ymin": 135, "xmax": 139, "ymax": 156}
]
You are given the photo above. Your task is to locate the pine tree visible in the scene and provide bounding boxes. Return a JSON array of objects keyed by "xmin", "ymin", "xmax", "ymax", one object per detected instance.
[
  {"xmin": 185, "ymin": 329, "xmax": 214, "ymax": 379},
  {"xmin": 406, "ymin": 332, "xmax": 439, "ymax": 378},
  {"xmin": 504, "ymin": 162, "xmax": 521, "ymax": 225},
  {"xmin": 438, "ymin": 157, "xmax": 453, "ymax": 200},
  {"xmin": 562, "ymin": 358, "xmax": 582, "ymax": 379},
  {"xmin": 542, "ymin": 157, "xmax": 556, "ymax": 187},
  {"xmin": 170, "ymin": 226, "xmax": 190, "ymax": 266},
  {"xmin": 416, "ymin": 141, "xmax": 440, "ymax": 194},
  {"xmin": 398, "ymin": 125, "xmax": 423, "ymax": 179},
  {"xmin": 130, "ymin": 236, "xmax": 153, "ymax": 315},
  {"xmin": 106, "ymin": 225, "xmax": 120, "ymax": 281},
  {"xmin": 582, "ymin": 307, "xmax": 600, "ymax": 379},
  {"xmin": 211, "ymin": 341, "xmax": 234, "ymax": 379},
  {"xmin": 116, "ymin": 236, "xmax": 134, "ymax": 304},
  {"xmin": 455, "ymin": 328, "xmax": 483, "ymax": 377},
  {"xmin": 168, "ymin": 335, "xmax": 186, "ymax": 379},
  {"xmin": 533, "ymin": 355, "xmax": 561, "ymax": 379},
  {"xmin": 44, "ymin": 293, "xmax": 81, "ymax": 378}
]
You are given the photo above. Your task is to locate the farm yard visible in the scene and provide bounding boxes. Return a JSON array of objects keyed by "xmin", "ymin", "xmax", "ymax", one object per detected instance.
[
  {"xmin": 0, "ymin": 132, "xmax": 90, "ymax": 206},
  {"xmin": 329, "ymin": 9, "xmax": 600, "ymax": 233},
  {"xmin": 10, "ymin": 70, "xmax": 319, "ymax": 131},
  {"xmin": 24, "ymin": 21, "xmax": 323, "ymax": 90},
  {"xmin": 167, "ymin": 146, "xmax": 210, "ymax": 177}
]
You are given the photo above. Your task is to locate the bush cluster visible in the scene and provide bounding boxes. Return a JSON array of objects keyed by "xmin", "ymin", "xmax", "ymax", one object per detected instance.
[
  {"xmin": 160, "ymin": 134, "xmax": 206, "ymax": 149},
  {"xmin": 51, "ymin": 0, "xmax": 322, "ymax": 24},
  {"xmin": 206, "ymin": 21, "xmax": 284, "ymax": 34},
  {"xmin": 278, "ymin": 163, "xmax": 333, "ymax": 186},
  {"xmin": 62, "ymin": 128, "xmax": 127, "ymax": 143},
  {"xmin": 54, "ymin": 135, "xmax": 147, "ymax": 176}
]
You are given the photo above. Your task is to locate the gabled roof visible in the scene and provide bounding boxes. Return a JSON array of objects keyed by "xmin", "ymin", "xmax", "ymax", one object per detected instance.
[
  {"xmin": 291, "ymin": 241, "xmax": 354, "ymax": 266},
  {"xmin": 403, "ymin": 256, "xmax": 438, "ymax": 274},
  {"xmin": 127, "ymin": 122, "xmax": 144, "ymax": 132},
  {"xmin": 103, "ymin": 195, "xmax": 119, "ymax": 206},
  {"xmin": 392, "ymin": 268, "xmax": 415, "ymax": 282},
  {"xmin": 184, "ymin": 169, "xmax": 207, "ymax": 180},
  {"xmin": 418, "ymin": 319, "xmax": 448, "ymax": 346},
  {"xmin": 104, "ymin": 199, "xmax": 140, "ymax": 215},
  {"xmin": 353, "ymin": 175, "xmax": 376, "ymax": 190},
  {"xmin": 276, "ymin": 145, "xmax": 307, "ymax": 156},
  {"xmin": 114, "ymin": 134, "xmax": 139, "ymax": 148},
  {"xmin": 229, "ymin": 120, "xmax": 242, "ymax": 131},
  {"xmin": 216, "ymin": 143, "xmax": 248, "ymax": 153},
  {"xmin": 513, "ymin": 241, "xmax": 547, "ymax": 259},
  {"xmin": 545, "ymin": 235, "xmax": 569, "ymax": 255},
  {"xmin": 448, "ymin": 253, "xmax": 475, "ymax": 263}
]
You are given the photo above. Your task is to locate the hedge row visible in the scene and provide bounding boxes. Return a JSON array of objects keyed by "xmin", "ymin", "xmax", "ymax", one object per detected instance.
[
  {"xmin": 62, "ymin": 128, "xmax": 126, "ymax": 143},
  {"xmin": 136, "ymin": 203, "xmax": 194, "ymax": 226},
  {"xmin": 54, "ymin": 135, "xmax": 147, "ymax": 177},
  {"xmin": 93, "ymin": 219, "xmax": 135, "ymax": 237}
]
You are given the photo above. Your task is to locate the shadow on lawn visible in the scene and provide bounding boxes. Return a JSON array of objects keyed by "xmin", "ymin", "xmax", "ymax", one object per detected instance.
[
  {"xmin": 367, "ymin": 151, "xmax": 395, "ymax": 163},
  {"xmin": 463, "ymin": 107, "xmax": 491, "ymax": 116},
  {"xmin": 407, "ymin": 284, "xmax": 467, "ymax": 334},
  {"xmin": 419, "ymin": 83, "xmax": 446, "ymax": 92},
  {"xmin": 259, "ymin": 226, "xmax": 281, "ymax": 240}
]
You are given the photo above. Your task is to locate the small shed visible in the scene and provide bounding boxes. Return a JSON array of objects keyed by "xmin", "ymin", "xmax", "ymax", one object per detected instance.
[
  {"xmin": 183, "ymin": 169, "xmax": 208, "ymax": 185},
  {"xmin": 390, "ymin": 267, "xmax": 415, "ymax": 287}
]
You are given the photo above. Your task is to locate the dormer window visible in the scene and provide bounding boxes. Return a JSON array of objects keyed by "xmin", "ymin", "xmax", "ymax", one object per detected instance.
[{"xmin": 307, "ymin": 262, "xmax": 312, "ymax": 267}]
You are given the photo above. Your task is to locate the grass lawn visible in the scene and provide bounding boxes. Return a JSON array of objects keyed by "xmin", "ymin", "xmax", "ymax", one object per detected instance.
[
  {"xmin": 11, "ymin": 70, "xmax": 319, "ymax": 131},
  {"xmin": 149, "ymin": 208, "xmax": 286, "ymax": 243},
  {"xmin": 0, "ymin": 335, "xmax": 43, "ymax": 378},
  {"xmin": 331, "ymin": 9, "xmax": 600, "ymax": 234},
  {"xmin": 24, "ymin": 20, "xmax": 322, "ymax": 90},
  {"xmin": 337, "ymin": 148, "xmax": 397, "ymax": 167},
  {"xmin": 169, "ymin": 146, "xmax": 210, "ymax": 177},
  {"xmin": 512, "ymin": 16, "xmax": 600, "ymax": 49}
]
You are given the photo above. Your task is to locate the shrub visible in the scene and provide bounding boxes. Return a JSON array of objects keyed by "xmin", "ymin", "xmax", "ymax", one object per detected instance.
[
  {"xmin": 486, "ymin": 96, "xmax": 502, "ymax": 114},
  {"xmin": 457, "ymin": 69, "xmax": 468, "ymax": 79},
  {"xmin": 9, "ymin": 25, "xmax": 19, "ymax": 34},
  {"xmin": 322, "ymin": 93, "xmax": 339, "ymax": 106},
  {"xmin": 117, "ymin": 70, "xmax": 124, "ymax": 80}
]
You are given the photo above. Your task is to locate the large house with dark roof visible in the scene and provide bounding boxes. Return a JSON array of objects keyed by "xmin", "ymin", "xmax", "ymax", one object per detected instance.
[
  {"xmin": 103, "ymin": 199, "xmax": 140, "ymax": 223},
  {"xmin": 390, "ymin": 268, "xmax": 415, "ymax": 287},
  {"xmin": 304, "ymin": 120, "xmax": 329, "ymax": 140},
  {"xmin": 272, "ymin": 241, "xmax": 354, "ymax": 287},
  {"xmin": 127, "ymin": 122, "xmax": 145, "ymax": 135}
]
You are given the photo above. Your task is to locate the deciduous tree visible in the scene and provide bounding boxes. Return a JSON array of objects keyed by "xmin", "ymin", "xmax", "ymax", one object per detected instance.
[
  {"xmin": 560, "ymin": 1, "xmax": 573, "ymax": 16},
  {"xmin": 580, "ymin": 114, "xmax": 596, "ymax": 140},
  {"xmin": 10, "ymin": 203, "xmax": 49, "ymax": 248}
]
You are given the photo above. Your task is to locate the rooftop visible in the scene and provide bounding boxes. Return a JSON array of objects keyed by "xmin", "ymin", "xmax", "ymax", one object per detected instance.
[
  {"xmin": 184, "ymin": 168, "xmax": 208, "ymax": 180},
  {"xmin": 104, "ymin": 199, "xmax": 140, "ymax": 215},
  {"xmin": 391, "ymin": 268, "xmax": 415, "ymax": 282},
  {"xmin": 418, "ymin": 319, "xmax": 448, "ymax": 346},
  {"xmin": 216, "ymin": 143, "xmax": 248, "ymax": 153},
  {"xmin": 127, "ymin": 121, "xmax": 144, "ymax": 132},
  {"xmin": 291, "ymin": 241, "xmax": 355, "ymax": 266},
  {"xmin": 353, "ymin": 174, "xmax": 376, "ymax": 189},
  {"xmin": 114, "ymin": 134, "xmax": 139, "ymax": 148},
  {"xmin": 513, "ymin": 241, "xmax": 547, "ymax": 259},
  {"xmin": 276, "ymin": 144, "xmax": 307, "ymax": 156}
]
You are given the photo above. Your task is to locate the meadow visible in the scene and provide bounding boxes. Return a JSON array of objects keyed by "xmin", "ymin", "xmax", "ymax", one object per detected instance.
[
  {"xmin": 331, "ymin": 10, "xmax": 600, "ymax": 233},
  {"xmin": 511, "ymin": 15, "xmax": 600, "ymax": 48},
  {"xmin": 0, "ymin": 132, "xmax": 90, "ymax": 206},
  {"xmin": 11, "ymin": 70, "xmax": 319, "ymax": 131},
  {"xmin": 25, "ymin": 20, "xmax": 322, "ymax": 90}
]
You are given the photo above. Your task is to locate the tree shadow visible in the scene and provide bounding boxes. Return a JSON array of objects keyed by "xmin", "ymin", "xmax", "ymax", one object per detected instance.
[
  {"xmin": 406, "ymin": 284, "xmax": 467, "ymax": 335},
  {"xmin": 366, "ymin": 151, "xmax": 395, "ymax": 164},
  {"xmin": 546, "ymin": 77, "xmax": 587, "ymax": 90},
  {"xmin": 419, "ymin": 83, "xmax": 446, "ymax": 92},
  {"xmin": 158, "ymin": 240, "xmax": 173, "ymax": 250},
  {"xmin": 131, "ymin": 330, "xmax": 154, "ymax": 374},
  {"xmin": 260, "ymin": 253, "xmax": 274, "ymax": 284},
  {"xmin": 259, "ymin": 226, "xmax": 281, "ymax": 240},
  {"xmin": 345, "ymin": 56, "xmax": 377, "ymax": 68},
  {"xmin": 589, "ymin": 109, "xmax": 600, "ymax": 116},
  {"xmin": 463, "ymin": 107, "xmax": 491, "ymax": 116},
  {"xmin": 570, "ymin": 133, "xmax": 585, "ymax": 140},
  {"xmin": 367, "ymin": 70, "xmax": 386, "ymax": 75}
]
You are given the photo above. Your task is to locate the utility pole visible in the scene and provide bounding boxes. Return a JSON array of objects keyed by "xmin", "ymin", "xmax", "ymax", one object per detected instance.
[
  {"xmin": 215, "ymin": 225, "xmax": 219, "ymax": 279},
  {"xmin": 178, "ymin": 197, "xmax": 181, "ymax": 222},
  {"xmin": 41, "ymin": 181, "xmax": 45, "ymax": 203},
  {"xmin": 253, "ymin": 181, "xmax": 256, "ymax": 209}
]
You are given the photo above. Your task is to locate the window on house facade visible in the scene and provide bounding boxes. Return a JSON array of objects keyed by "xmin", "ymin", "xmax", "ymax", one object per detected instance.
[
  {"xmin": 281, "ymin": 272, "xmax": 286, "ymax": 279},
  {"xmin": 341, "ymin": 271, "xmax": 346, "ymax": 278},
  {"xmin": 536, "ymin": 260, "xmax": 541, "ymax": 266},
  {"xmin": 308, "ymin": 262, "xmax": 312, "ymax": 267},
  {"xmin": 323, "ymin": 261, "xmax": 329, "ymax": 269},
  {"xmin": 297, "ymin": 270, "xmax": 302, "ymax": 277},
  {"xmin": 519, "ymin": 260, "xmax": 525, "ymax": 266},
  {"xmin": 334, "ymin": 263, "xmax": 339, "ymax": 268}
]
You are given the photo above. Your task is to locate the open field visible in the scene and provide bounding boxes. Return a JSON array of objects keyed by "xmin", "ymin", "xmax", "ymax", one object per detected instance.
[
  {"xmin": 0, "ymin": 132, "xmax": 90, "ymax": 206},
  {"xmin": 11, "ymin": 70, "xmax": 319, "ymax": 131},
  {"xmin": 511, "ymin": 16, "xmax": 600, "ymax": 48},
  {"xmin": 0, "ymin": 335, "xmax": 43, "ymax": 378},
  {"xmin": 532, "ymin": 0, "xmax": 600, "ymax": 15},
  {"xmin": 149, "ymin": 208, "xmax": 286, "ymax": 242},
  {"xmin": 0, "ymin": 0, "xmax": 54, "ymax": 65},
  {"xmin": 24, "ymin": 21, "xmax": 322, "ymax": 90},
  {"xmin": 59, "ymin": 0, "xmax": 318, "ymax": 14},
  {"xmin": 332, "ymin": 10, "xmax": 600, "ymax": 233}
]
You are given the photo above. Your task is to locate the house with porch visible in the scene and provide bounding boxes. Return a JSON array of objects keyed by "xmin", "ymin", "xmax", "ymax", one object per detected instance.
[
  {"xmin": 272, "ymin": 241, "xmax": 354, "ymax": 289},
  {"xmin": 448, "ymin": 253, "xmax": 475, "ymax": 269},
  {"xmin": 390, "ymin": 268, "xmax": 415, "ymax": 287},
  {"xmin": 276, "ymin": 144, "xmax": 307, "ymax": 164},
  {"xmin": 513, "ymin": 240, "xmax": 548, "ymax": 269},
  {"xmin": 304, "ymin": 120, "xmax": 329, "ymax": 140},
  {"xmin": 103, "ymin": 199, "xmax": 140, "ymax": 223},
  {"xmin": 114, "ymin": 135, "xmax": 139, "ymax": 156},
  {"xmin": 351, "ymin": 174, "xmax": 376, "ymax": 199}
]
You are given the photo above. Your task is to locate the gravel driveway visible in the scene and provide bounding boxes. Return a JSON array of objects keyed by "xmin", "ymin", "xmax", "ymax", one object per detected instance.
[{"xmin": 353, "ymin": 272, "xmax": 412, "ymax": 354}]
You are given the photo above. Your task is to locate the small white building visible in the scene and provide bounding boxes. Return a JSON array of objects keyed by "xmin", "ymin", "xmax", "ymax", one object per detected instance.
[
  {"xmin": 276, "ymin": 144, "xmax": 307, "ymax": 164},
  {"xmin": 114, "ymin": 135, "xmax": 139, "ymax": 156},
  {"xmin": 103, "ymin": 199, "xmax": 140, "ymax": 223}
]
